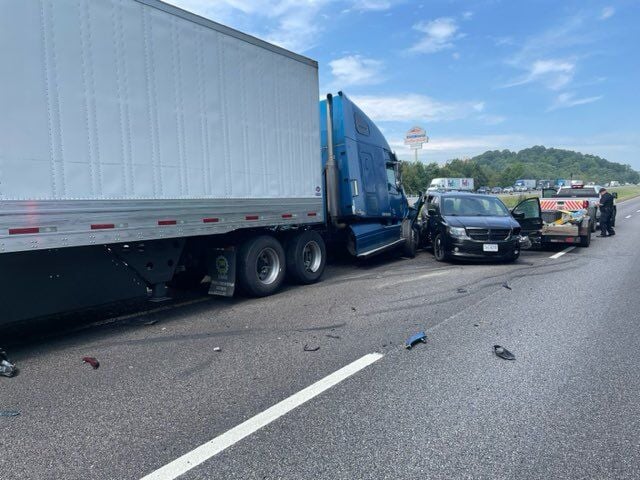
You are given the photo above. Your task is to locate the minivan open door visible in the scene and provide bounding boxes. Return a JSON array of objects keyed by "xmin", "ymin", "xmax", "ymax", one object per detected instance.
[{"xmin": 511, "ymin": 197, "xmax": 543, "ymax": 240}]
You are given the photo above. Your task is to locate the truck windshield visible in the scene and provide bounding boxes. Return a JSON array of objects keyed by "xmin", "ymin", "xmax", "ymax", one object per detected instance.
[{"xmin": 442, "ymin": 196, "xmax": 510, "ymax": 217}]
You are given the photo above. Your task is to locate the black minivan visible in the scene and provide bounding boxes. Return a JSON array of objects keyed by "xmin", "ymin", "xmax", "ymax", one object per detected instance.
[{"xmin": 419, "ymin": 192, "xmax": 542, "ymax": 261}]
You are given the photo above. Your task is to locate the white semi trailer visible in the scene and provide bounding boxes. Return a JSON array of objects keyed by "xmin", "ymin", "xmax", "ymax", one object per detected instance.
[{"xmin": 0, "ymin": 0, "xmax": 418, "ymax": 326}]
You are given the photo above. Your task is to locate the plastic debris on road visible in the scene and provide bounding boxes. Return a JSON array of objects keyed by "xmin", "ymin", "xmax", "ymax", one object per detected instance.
[
  {"xmin": 0, "ymin": 410, "xmax": 20, "ymax": 417},
  {"xmin": 493, "ymin": 345, "xmax": 516, "ymax": 360},
  {"xmin": 502, "ymin": 282, "xmax": 512, "ymax": 290},
  {"xmin": 82, "ymin": 357, "xmax": 100, "ymax": 369},
  {"xmin": 457, "ymin": 288, "xmax": 468, "ymax": 293},
  {"xmin": 0, "ymin": 350, "xmax": 17, "ymax": 378},
  {"xmin": 303, "ymin": 344, "xmax": 320, "ymax": 352},
  {"xmin": 326, "ymin": 334, "xmax": 341, "ymax": 339},
  {"xmin": 405, "ymin": 331, "xmax": 427, "ymax": 350},
  {"xmin": 213, "ymin": 347, "xmax": 222, "ymax": 352}
]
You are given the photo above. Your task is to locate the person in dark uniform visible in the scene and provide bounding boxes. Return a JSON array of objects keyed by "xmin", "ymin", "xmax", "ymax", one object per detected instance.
[{"xmin": 597, "ymin": 187, "xmax": 615, "ymax": 237}]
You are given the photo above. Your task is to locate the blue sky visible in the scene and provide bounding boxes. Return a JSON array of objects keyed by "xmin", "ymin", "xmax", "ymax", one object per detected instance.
[{"xmin": 169, "ymin": 0, "xmax": 640, "ymax": 170}]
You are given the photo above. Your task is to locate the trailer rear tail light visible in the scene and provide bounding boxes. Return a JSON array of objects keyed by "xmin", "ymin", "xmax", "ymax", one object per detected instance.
[
  {"xmin": 9, "ymin": 227, "xmax": 40, "ymax": 235},
  {"xmin": 582, "ymin": 200, "xmax": 589, "ymax": 208},
  {"xmin": 245, "ymin": 215, "xmax": 259, "ymax": 221},
  {"xmin": 91, "ymin": 223, "xmax": 115, "ymax": 230},
  {"xmin": 203, "ymin": 217, "xmax": 219, "ymax": 223},
  {"xmin": 282, "ymin": 213, "xmax": 293, "ymax": 219},
  {"xmin": 158, "ymin": 220, "xmax": 177, "ymax": 226},
  {"xmin": 307, "ymin": 212, "xmax": 317, "ymax": 217}
]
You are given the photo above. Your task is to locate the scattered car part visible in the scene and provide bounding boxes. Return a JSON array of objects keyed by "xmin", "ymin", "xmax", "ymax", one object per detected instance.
[
  {"xmin": 0, "ymin": 350, "xmax": 17, "ymax": 378},
  {"xmin": 82, "ymin": 357, "xmax": 100, "ymax": 369},
  {"xmin": 0, "ymin": 410, "xmax": 20, "ymax": 417},
  {"xmin": 493, "ymin": 345, "xmax": 516, "ymax": 360},
  {"xmin": 405, "ymin": 332, "xmax": 427, "ymax": 349},
  {"xmin": 303, "ymin": 344, "xmax": 320, "ymax": 352},
  {"xmin": 502, "ymin": 282, "xmax": 512, "ymax": 290}
]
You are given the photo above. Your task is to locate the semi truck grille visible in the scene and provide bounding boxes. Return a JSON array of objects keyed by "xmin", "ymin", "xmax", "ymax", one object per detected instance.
[{"xmin": 467, "ymin": 228, "xmax": 511, "ymax": 241}]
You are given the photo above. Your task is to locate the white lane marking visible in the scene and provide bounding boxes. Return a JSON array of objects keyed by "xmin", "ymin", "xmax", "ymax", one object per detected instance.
[
  {"xmin": 549, "ymin": 246, "xmax": 575, "ymax": 259},
  {"xmin": 636, "ymin": 210, "xmax": 640, "ymax": 213},
  {"xmin": 625, "ymin": 214, "xmax": 632, "ymax": 219},
  {"xmin": 140, "ymin": 353, "xmax": 385, "ymax": 480}
]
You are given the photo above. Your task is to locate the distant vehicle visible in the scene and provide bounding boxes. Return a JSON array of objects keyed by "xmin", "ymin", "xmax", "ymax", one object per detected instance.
[
  {"xmin": 503, "ymin": 186, "xmax": 514, "ymax": 194},
  {"xmin": 542, "ymin": 185, "xmax": 617, "ymax": 229},
  {"xmin": 419, "ymin": 191, "xmax": 537, "ymax": 262},
  {"xmin": 570, "ymin": 180, "xmax": 585, "ymax": 188},
  {"xmin": 428, "ymin": 177, "xmax": 475, "ymax": 192},
  {"xmin": 515, "ymin": 185, "xmax": 528, "ymax": 193},
  {"xmin": 555, "ymin": 179, "xmax": 567, "ymax": 187},
  {"xmin": 537, "ymin": 179, "xmax": 553, "ymax": 189},
  {"xmin": 514, "ymin": 179, "xmax": 537, "ymax": 190},
  {"xmin": 476, "ymin": 186, "xmax": 490, "ymax": 194},
  {"xmin": 491, "ymin": 187, "xmax": 503, "ymax": 194},
  {"xmin": 609, "ymin": 181, "xmax": 620, "ymax": 187}
]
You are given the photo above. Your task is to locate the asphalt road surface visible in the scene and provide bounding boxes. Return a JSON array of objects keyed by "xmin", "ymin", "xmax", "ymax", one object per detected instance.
[{"xmin": 2, "ymin": 197, "xmax": 640, "ymax": 480}]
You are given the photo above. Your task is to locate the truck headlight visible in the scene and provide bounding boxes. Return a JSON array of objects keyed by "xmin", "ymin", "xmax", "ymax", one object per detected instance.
[{"xmin": 448, "ymin": 227, "xmax": 467, "ymax": 238}]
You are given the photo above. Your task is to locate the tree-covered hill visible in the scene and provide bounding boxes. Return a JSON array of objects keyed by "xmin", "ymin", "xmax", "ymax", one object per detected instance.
[{"xmin": 400, "ymin": 146, "xmax": 639, "ymax": 195}]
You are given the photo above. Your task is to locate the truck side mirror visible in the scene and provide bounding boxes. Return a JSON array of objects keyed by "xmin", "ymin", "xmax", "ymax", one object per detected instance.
[{"xmin": 612, "ymin": 192, "xmax": 618, "ymax": 199}]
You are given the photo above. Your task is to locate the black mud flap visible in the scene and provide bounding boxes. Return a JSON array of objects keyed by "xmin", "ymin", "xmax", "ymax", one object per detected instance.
[{"xmin": 207, "ymin": 248, "xmax": 236, "ymax": 297}]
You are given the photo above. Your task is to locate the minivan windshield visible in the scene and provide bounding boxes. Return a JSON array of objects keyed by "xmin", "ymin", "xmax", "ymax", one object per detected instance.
[{"xmin": 441, "ymin": 196, "xmax": 510, "ymax": 217}]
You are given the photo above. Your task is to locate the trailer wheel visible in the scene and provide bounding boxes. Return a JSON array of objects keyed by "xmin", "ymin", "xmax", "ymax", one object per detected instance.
[
  {"xmin": 285, "ymin": 230, "xmax": 326, "ymax": 284},
  {"xmin": 580, "ymin": 230, "xmax": 591, "ymax": 248},
  {"xmin": 238, "ymin": 235, "xmax": 285, "ymax": 296},
  {"xmin": 433, "ymin": 234, "xmax": 448, "ymax": 262},
  {"xmin": 590, "ymin": 217, "xmax": 596, "ymax": 232}
]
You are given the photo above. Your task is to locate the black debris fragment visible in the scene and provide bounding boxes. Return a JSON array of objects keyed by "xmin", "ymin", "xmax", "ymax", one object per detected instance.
[
  {"xmin": 82, "ymin": 357, "xmax": 100, "ymax": 369},
  {"xmin": 473, "ymin": 323, "xmax": 480, "ymax": 327},
  {"xmin": 502, "ymin": 282, "xmax": 512, "ymax": 290},
  {"xmin": 493, "ymin": 345, "xmax": 516, "ymax": 360},
  {"xmin": 0, "ymin": 350, "xmax": 17, "ymax": 378},
  {"xmin": 351, "ymin": 307, "xmax": 357, "ymax": 312},
  {"xmin": 326, "ymin": 334, "xmax": 341, "ymax": 339},
  {"xmin": 303, "ymin": 344, "xmax": 320, "ymax": 352},
  {"xmin": 144, "ymin": 319, "xmax": 159, "ymax": 326},
  {"xmin": 405, "ymin": 331, "xmax": 427, "ymax": 350},
  {"xmin": 0, "ymin": 410, "xmax": 20, "ymax": 417},
  {"xmin": 457, "ymin": 288, "xmax": 468, "ymax": 293}
]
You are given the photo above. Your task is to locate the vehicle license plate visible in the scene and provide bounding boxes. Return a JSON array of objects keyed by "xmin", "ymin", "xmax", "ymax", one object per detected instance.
[{"xmin": 483, "ymin": 243, "xmax": 499, "ymax": 252}]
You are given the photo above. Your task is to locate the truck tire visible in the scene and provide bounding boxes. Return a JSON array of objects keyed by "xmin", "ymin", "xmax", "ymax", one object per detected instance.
[
  {"xmin": 433, "ymin": 234, "xmax": 448, "ymax": 262},
  {"xmin": 238, "ymin": 235, "xmax": 285, "ymax": 296},
  {"xmin": 590, "ymin": 217, "xmax": 596, "ymax": 233},
  {"xmin": 401, "ymin": 220, "xmax": 417, "ymax": 258},
  {"xmin": 285, "ymin": 230, "xmax": 326, "ymax": 284},
  {"xmin": 579, "ymin": 229, "xmax": 591, "ymax": 247}
]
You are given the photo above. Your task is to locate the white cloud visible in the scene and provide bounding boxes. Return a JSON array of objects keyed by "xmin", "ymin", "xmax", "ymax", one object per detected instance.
[
  {"xmin": 503, "ymin": 58, "xmax": 576, "ymax": 90},
  {"xmin": 350, "ymin": 94, "xmax": 483, "ymax": 123},
  {"xmin": 166, "ymin": 0, "xmax": 336, "ymax": 52},
  {"xmin": 477, "ymin": 114, "xmax": 506, "ymax": 125},
  {"xmin": 409, "ymin": 17, "xmax": 461, "ymax": 54},
  {"xmin": 352, "ymin": 0, "xmax": 393, "ymax": 11},
  {"xmin": 600, "ymin": 6, "xmax": 615, "ymax": 20},
  {"xmin": 548, "ymin": 92, "xmax": 603, "ymax": 110},
  {"xmin": 462, "ymin": 11, "xmax": 473, "ymax": 20},
  {"xmin": 329, "ymin": 55, "xmax": 384, "ymax": 86}
]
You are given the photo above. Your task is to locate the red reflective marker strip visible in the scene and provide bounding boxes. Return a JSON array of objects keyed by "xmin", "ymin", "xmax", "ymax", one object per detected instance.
[
  {"xmin": 91, "ymin": 224, "xmax": 115, "ymax": 230},
  {"xmin": 158, "ymin": 220, "xmax": 177, "ymax": 226},
  {"xmin": 245, "ymin": 215, "xmax": 259, "ymax": 221},
  {"xmin": 203, "ymin": 218, "xmax": 219, "ymax": 223},
  {"xmin": 307, "ymin": 212, "xmax": 317, "ymax": 217},
  {"xmin": 282, "ymin": 213, "xmax": 293, "ymax": 219},
  {"xmin": 9, "ymin": 227, "xmax": 40, "ymax": 235}
]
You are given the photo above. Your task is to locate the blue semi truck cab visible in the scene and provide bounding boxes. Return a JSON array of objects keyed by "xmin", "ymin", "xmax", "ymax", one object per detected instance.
[{"xmin": 320, "ymin": 92, "xmax": 420, "ymax": 257}]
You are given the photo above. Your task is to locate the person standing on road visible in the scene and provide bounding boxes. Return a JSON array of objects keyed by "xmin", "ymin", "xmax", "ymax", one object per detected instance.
[{"xmin": 597, "ymin": 187, "xmax": 615, "ymax": 237}]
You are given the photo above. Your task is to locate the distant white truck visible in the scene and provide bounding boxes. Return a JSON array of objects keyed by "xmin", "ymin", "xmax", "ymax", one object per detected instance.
[{"xmin": 428, "ymin": 178, "xmax": 474, "ymax": 192}]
